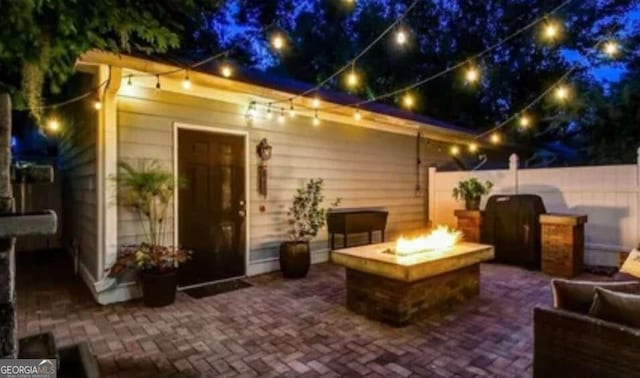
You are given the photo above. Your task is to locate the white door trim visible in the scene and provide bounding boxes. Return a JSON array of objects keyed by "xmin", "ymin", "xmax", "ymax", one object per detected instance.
[{"xmin": 173, "ymin": 122, "xmax": 250, "ymax": 288}]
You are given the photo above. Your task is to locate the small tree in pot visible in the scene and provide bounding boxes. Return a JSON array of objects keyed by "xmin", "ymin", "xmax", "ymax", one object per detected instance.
[
  {"xmin": 452, "ymin": 178, "xmax": 493, "ymax": 210},
  {"xmin": 281, "ymin": 178, "xmax": 339, "ymax": 278},
  {"xmin": 107, "ymin": 160, "xmax": 191, "ymax": 307}
]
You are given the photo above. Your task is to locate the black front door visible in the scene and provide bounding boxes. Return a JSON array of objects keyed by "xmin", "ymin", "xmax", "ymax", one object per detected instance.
[{"xmin": 177, "ymin": 128, "xmax": 246, "ymax": 287}]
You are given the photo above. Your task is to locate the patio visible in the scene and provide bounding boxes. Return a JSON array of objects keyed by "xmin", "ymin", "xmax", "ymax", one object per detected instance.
[{"xmin": 16, "ymin": 250, "xmax": 572, "ymax": 378}]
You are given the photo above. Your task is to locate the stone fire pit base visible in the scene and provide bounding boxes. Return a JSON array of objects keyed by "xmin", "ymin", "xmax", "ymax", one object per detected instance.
[{"xmin": 345, "ymin": 264, "xmax": 480, "ymax": 326}]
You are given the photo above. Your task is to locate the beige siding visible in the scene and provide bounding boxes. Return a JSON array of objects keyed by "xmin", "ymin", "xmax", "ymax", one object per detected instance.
[
  {"xmin": 117, "ymin": 88, "xmax": 450, "ymax": 265},
  {"xmin": 59, "ymin": 94, "xmax": 99, "ymax": 278}
]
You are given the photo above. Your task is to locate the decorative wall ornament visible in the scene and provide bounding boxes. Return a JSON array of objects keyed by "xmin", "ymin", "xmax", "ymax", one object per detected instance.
[{"xmin": 256, "ymin": 138, "xmax": 272, "ymax": 197}]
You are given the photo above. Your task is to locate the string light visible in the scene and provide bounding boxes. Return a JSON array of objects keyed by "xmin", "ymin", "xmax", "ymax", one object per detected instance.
[
  {"xmin": 127, "ymin": 75, "xmax": 133, "ymax": 86},
  {"xmin": 490, "ymin": 132, "xmax": 501, "ymax": 144},
  {"xmin": 272, "ymin": 34, "xmax": 285, "ymax": 50},
  {"xmin": 288, "ymin": 100, "xmax": 296, "ymax": 117},
  {"xmin": 519, "ymin": 114, "xmax": 531, "ymax": 129},
  {"xmin": 155, "ymin": 75, "xmax": 161, "ymax": 91},
  {"xmin": 346, "ymin": 64, "xmax": 359, "ymax": 88},
  {"xmin": 46, "ymin": 118, "xmax": 60, "ymax": 133},
  {"xmin": 313, "ymin": 111, "xmax": 321, "ymax": 126},
  {"xmin": 465, "ymin": 66, "xmax": 480, "ymax": 83},
  {"xmin": 312, "ymin": 96, "xmax": 321, "ymax": 108},
  {"xmin": 395, "ymin": 29, "xmax": 408, "ymax": 45},
  {"xmin": 266, "ymin": 103, "xmax": 273, "ymax": 120},
  {"xmin": 353, "ymin": 109, "xmax": 362, "ymax": 121},
  {"xmin": 278, "ymin": 108, "xmax": 286, "ymax": 124},
  {"xmin": 93, "ymin": 99, "xmax": 102, "ymax": 111},
  {"xmin": 543, "ymin": 19, "xmax": 561, "ymax": 40},
  {"xmin": 468, "ymin": 143, "xmax": 478, "ymax": 153},
  {"xmin": 402, "ymin": 93, "xmax": 415, "ymax": 109},
  {"xmin": 221, "ymin": 64, "xmax": 233, "ymax": 78},
  {"xmin": 603, "ymin": 40, "xmax": 619, "ymax": 57},
  {"xmin": 182, "ymin": 71, "xmax": 192, "ymax": 90},
  {"xmin": 246, "ymin": 101, "xmax": 257, "ymax": 119},
  {"xmin": 450, "ymin": 145, "xmax": 460, "ymax": 156},
  {"xmin": 554, "ymin": 85, "xmax": 570, "ymax": 102}
]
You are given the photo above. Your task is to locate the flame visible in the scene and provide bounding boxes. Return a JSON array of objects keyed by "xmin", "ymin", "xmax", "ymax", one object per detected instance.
[{"xmin": 395, "ymin": 226, "xmax": 462, "ymax": 256}]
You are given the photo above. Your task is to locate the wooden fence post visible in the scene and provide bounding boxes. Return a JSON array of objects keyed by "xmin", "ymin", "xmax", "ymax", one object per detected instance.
[{"xmin": 509, "ymin": 154, "xmax": 519, "ymax": 194}]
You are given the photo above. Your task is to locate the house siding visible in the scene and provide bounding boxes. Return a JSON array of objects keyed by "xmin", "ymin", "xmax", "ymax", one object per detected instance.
[
  {"xmin": 58, "ymin": 86, "xmax": 99, "ymax": 278},
  {"xmin": 116, "ymin": 88, "xmax": 450, "ymax": 270}
]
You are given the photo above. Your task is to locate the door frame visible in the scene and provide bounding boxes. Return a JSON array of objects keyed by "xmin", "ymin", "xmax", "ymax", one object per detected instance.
[{"xmin": 173, "ymin": 122, "xmax": 250, "ymax": 289}]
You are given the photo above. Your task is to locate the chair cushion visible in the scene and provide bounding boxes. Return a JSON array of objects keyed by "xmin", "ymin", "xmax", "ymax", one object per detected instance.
[
  {"xmin": 619, "ymin": 249, "xmax": 640, "ymax": 279},
  {"xmin": 551, "ymin": 279, "xmax": 640, "ymax": 314},
  {"xmin": 589, "ymin": 287, "xmax": 640, "ymax": 328}
]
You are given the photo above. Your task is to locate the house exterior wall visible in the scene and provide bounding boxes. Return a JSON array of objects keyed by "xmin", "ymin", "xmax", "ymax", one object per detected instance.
[
  {"xmin": 429, "ymin": 152, "xmax": 640, "ymax": 267},
  {"xmin": 116, "ymin": 87, "xmax": 450, "ymax": 275}
]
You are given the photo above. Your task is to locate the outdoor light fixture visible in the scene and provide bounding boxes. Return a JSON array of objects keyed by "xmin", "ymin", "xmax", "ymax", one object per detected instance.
[
  {"xmin": 256, "ymin": 138, "xmax": 273, "ymax": 197},
  {"xmin": 555, "ymin": 85, "xmax": 570, "ymax": 102},
  {"xmin": 465, "ymin": 66, "xmax": 480, "ymax": 83},
  {"xmin": 490, "ymin": 132, "xmax": 501, "ymax": 144},
  {"xmin": 221, "ymin": 64, "xmax": 233, "ymax": 78},
  {"xmin": 519, "ymin": 114, "xmax": 531, "ymax": 128},
  {"xmin": 46, "ymin": 118, "xmax": 60, "ymax": 133},
  {"xmin": 603, "ymin": 41, "xmax": 620, "ymax": 57},
  {"xmin": 395, "ymin": 29, "xmax": 408, "ymax": 45},
  {"xmin": 272, "ymin": 34, "xmax": 285, "ymax": 50},
  {"xmin": 468, "ymin": 143, "xmax": 478, "ymax": 153},
  {"xmin": 182, "ymin": 71, "xmax": 192, "ymax": 90},
  {"xmin": 450, "ymin": 145, "xmax": 460, "ymax": 156},
  {"xmin": 402, "ymin": 93, "xmax": 415, "ymax": 109},
  {"xmin": 543, "ymin": 19, "xmax": 561, "ymax": 41}
]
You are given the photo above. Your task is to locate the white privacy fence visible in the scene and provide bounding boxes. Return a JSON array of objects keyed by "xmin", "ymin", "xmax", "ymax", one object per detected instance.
[{"xmin": 428, "ymin": 150, "xmax": 640, "ymax": 266}]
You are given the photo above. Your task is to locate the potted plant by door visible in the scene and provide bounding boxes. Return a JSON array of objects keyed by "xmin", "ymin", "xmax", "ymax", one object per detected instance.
[
  {"xmin": 107, "ymin": 160, "xmax": 191, "ymax": 307},
  {"xmin": 280, "ymin": 178, "xmax": 339, "ymax": 278},
  {"xmin": 452, "ymin": 178, "xmax": 494, "ymax": 210}
]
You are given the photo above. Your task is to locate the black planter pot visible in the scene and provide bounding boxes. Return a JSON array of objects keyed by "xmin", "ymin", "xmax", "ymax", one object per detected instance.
[
  {"xmin": 279, "ymin": 241, "xmax": 311, "ymax": 278},
  {"xmin": 139, "ymin": 270, "xmax": 178, "ymax": 307},
  {"xmin": 465, "ymin": 197, "xmax": 481, "ymax": 211}
]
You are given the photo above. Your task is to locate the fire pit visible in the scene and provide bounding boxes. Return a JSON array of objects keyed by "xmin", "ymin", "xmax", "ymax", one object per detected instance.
[{"xmin": 331, "ymin": 226, "xmax": 494, "ymax": 326}]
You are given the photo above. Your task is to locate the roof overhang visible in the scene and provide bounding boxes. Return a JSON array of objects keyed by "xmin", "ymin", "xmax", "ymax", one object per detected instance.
[{"xmin": 78, "ymin": 50, "xmax": 477, "ymax": 143}]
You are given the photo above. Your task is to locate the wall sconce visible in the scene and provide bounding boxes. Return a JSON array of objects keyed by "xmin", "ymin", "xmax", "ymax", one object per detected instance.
[{"xmin": 256, "ymin": 138, "xmax": 272, "ymax": 197}]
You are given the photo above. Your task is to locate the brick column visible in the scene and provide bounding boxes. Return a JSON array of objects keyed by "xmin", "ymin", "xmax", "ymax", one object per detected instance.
[
  {"xmin": 540, "ymin": 214, "xmax": 588, "ymax": 278},
  {"xmin": 454, "ymin": 210, "xmax": 483, "ymax": 243}
]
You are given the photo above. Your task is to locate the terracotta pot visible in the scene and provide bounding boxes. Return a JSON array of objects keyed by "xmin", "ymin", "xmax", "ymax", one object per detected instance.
[
  {"xmin": 279, "ymin": 241, "xmax": 310, "ymax": 278},
  {"xmin": 139, "ymin": 270, "xmax": 178, "ymax": 307},
  {"xmin": 465, "ymin": 197, "xmax": 481, "ymax": 211}
]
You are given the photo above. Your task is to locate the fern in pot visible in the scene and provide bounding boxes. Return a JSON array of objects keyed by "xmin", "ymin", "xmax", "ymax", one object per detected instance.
[
  {"xmin": 452, "ymin": 178, "xmax": 493, "ymax": 210},
  {"xmin": 107, "ymin": 160, "xmax": 191, "ymax": 307},
  {"xmin": 281, "ymin": 179, "xmax": 339, "ymax": 278}
]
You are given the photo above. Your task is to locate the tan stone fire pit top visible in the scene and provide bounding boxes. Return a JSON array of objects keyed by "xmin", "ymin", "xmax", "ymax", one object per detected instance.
[{"xmin": 331, "ymin": 242, "xmax": 494, "ymax": 282}]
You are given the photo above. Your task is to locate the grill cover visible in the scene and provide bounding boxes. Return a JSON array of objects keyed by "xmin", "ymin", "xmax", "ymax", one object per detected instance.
[{"xmin": 481, "ymin": 194, "xmax": 546, "ymax": 269}]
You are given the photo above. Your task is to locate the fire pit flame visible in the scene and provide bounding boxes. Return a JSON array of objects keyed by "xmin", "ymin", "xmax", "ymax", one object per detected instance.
[{"xmin": 393, "ymin": 226, "xmax": 462, "ymax": 256}]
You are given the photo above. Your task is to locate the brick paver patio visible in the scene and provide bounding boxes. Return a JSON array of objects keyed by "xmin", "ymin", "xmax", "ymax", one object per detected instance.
[{"xmin": 16, "ymin": 251, "xmax": 571, "ymax": 377}]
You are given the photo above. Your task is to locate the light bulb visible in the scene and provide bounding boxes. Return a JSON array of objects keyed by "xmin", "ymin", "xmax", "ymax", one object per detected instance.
[
  {"xmin": 182, "ymin": 73, "xmax": 191, "ymax": 90},
  {"xmin": 555, "ymin": 85, "xmax": 569, "ymax": 101},
  {"xmin": 465, "ymin": 67, "xmax": 480, "ymax": 83},
  {"xmin": 272, "ymin": 34, "xmax": 285, "ymax": 50},
  {"xmin": 246, "ymin": 103, "xmax": 257, "ymax": 119},
  {"xmin": 544, "ymin": 22, "xmax": 560, "ymax": 40},
  {"xmin": 450, "ymin": 145, "xmax": 460, "ymax": 156},
  {"xmin": 468, "ymin": 143, "xmax": 478, "ymax": 153},
  {"xmin": 402, "ymin": 93, "xmax": 415, "ymax": 109},
  {"xmin": 93, "ymin": 101, "xmax": 102, "ymax": 111},
  {"xmin": 603, "ymin": 41, "xmax": 619, "ymax": 57},
  {"xmin": 288, "ymin": 102, "xmax": 296, "ymax": 118},
  {"xmin": 127, "ymin": 75, "xmax": 133, "ymax": 86},
  {"xmin": 353, "ymin": 109, "xmax": 362, "ymax": 121},
  {"xmin": 312, "ymin": 97, "xmax": 320, "ymax": 108},
  {"xmin": 346, "ymin": 71, "xmax": 359, "ymax": 87},
  {"xmin": 266, "ymin": 105, "xmax": 273, "ymax": 120},
  {"xmin": 278, "ymin": 109, "xmax": 286, "ymax": 124},
  {"xmin": 490, "ymin": 132, "xmax": 501, "ymax": 144},
  {"xmin": 221, "ymin": 65, "xmax": 232, "ymax": 78},
  {"xmin": 47, "ymin": 119, "xmax": 60, "ymax": 132},
  {"xmin": 519, "ymin": 115, "xmax": 531, "ymax": 128},
  {"xmin": 313, "ymin": 113, "xmax": 320, "ymax": 126},
  {"xmin": 396, "ymin": 30, "xmax": 408, "ymax": 45},
  {"xmin": 155, "ymin": 75, "xmax": 161, "ymax": 91}
]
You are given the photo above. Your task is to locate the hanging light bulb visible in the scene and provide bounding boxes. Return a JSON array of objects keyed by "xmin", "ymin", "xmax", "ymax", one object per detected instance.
[
  {"xmin": 46, "ymin": 118, "xmax": 60, "ymax": 133},
  {"xmin": 221, "ymin": 64, "xmax": 233, "ymax": 78},
  {"xmin": 465, "ymin": 66, "xmax": 480, "ymax": 83},
  {"xmin": 313, "ymin": 111, "xmax": 321, "ymax": 126},
  {"xmin": 266, "ymin": 104, "xmax": 273, "ymax": 120},
  {"xmin": 272, "ymin": 34, "xmax": 285, "ymax": 50},
  {"xmin": 127, "ymin": 75, "xmax": 133, "ymax": 86},
  {"xmin": 246, "ymin": 101, "xmax": 257, "ymax": 119},
  {"xmin": 278, "ymin": 108, "xmax": 286, "ymax": 124},
  {"xmin": 554, "ymin": 85, "xmax": 570, "ymax": 102},
  {"xmin": 288, "ymin": 100, "xmax": 296, "ymax": 117},
  {"xmin": 346, "ymin": 63, "xmax": 359, "ymax": 87},
  {"xmin": 519, "ymin": 114, "xmax": 531, "ymax": 129},
  {"xmin": 543, "ymin": 19, "xmax": 561, "ymax": 41},
  {"xmin": 490, "ymin": 132, "xmax": 501, "ymax": 145},
  {"xmin": 468, "ymin": 143, "xmax": 478, "ymax": 153},
  {"xmin": 603, "ymin": 40, "xmax": 620, "ymax": 57},
  {"xmin": 450, "ymin": 145, "xmax": 460, "ymax": 156},
  {"xmin": 312, "ymin": 96, "xmax": 321, "ymax": 108},
  {"xmin": 155, "ymin": 75, "xmax": 161, "ymax": 91},
  {"xmin": 402, "ymin": 93, "xmax": 415, "ymax": 109},
  {"xmin": 353, "ymin": 109, "xmax": 362, "ymax": 121},
  {"xmin": 182, "ymin": 71, "xmax": 192, "ymax": 90},
  {"xmin": 395, "ymin": 29, "xmax": 408, "ymax": 46},
  {"xmin": 93, "ymin": 99, "xmax": 102, "ymax": 111}
]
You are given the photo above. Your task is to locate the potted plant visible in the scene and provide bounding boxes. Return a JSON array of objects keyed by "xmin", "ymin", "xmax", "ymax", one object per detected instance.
[
  {"xmin": 452, "ymin": 178, "xmax": 494, "ymax": 210},
  {"xmin": 281, "ymin": 178, "xmax": 339, "ymax": 278},
  {"xmin": 107, "ymin": 160, "xmax": 191, "ymax": 307}
]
